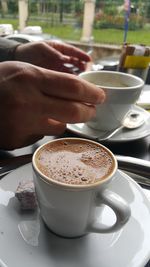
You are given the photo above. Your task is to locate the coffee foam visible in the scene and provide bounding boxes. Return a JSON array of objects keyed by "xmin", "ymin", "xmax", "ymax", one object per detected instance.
[{"xmin": 36, "ymin": 140, "xmax": 114, "ymax": 185}]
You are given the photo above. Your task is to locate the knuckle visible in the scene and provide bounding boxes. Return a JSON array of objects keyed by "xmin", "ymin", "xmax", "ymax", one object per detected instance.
[
  {"xmin": 69, "ymin": 103, "xmax": 82, "ymax": 122},
  {"xmin": 68, "ymin": 79, "xmax": 86, "ymax": 101},
  {"xmin": 67, "ymin": 76, "xmax": 83, "ymax": 93},
  {"xmin": 34, "ymin": 42, "xmax": 46, "ymax": 50},
  {"xmin": 73, "ymin": 77, "xmax": 87, "ymax": 98}
]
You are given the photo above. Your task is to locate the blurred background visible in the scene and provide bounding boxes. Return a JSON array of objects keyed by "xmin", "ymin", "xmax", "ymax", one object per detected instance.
[
  {"xmin": 0, "ymin": 0, "xmax": 149, "ymax": 45},
  {"xmin": 0, "ymin": 1, "xmax": 150, "ymax": 84}
]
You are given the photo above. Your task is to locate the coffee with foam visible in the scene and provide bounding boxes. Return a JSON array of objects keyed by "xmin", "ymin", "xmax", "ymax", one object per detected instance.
[{"xmin": 35, "ymin": 139, "xmax": 114, "ymax": 185}]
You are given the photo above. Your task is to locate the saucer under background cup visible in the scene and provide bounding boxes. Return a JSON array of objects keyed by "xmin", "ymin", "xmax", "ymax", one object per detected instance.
[{"xmin": 67, "ymin": 105, "xmax": 150, "ymax": 142}]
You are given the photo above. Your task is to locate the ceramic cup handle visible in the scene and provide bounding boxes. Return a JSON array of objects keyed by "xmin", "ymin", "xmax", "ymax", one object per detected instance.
[{"xmin": 88, "ymin": 189, "xmax": 131, "ymax": 234}]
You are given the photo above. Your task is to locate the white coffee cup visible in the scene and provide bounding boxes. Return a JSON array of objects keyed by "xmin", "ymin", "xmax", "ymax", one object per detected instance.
[
  {"xmin": 32, "ymin": 138, "xmax": 131, "ymax": 238},
  {"xmin": 79, "ymin": 70, "xmax": 144, "ymax": 131}
]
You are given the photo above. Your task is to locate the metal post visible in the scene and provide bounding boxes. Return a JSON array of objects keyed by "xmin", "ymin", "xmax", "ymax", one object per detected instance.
[
  {"xmin": 18, "ymin": 0, "xmax": 28, "ymax": 32},
  {"xmin": 81, "ymin": 0, "xmax": 96, "ymax": 43}
]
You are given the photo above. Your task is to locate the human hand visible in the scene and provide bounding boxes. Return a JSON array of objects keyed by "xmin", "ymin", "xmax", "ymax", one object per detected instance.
[
  {"xmin": 15, "ymin": 40, "xmax": 92, "ymax": 74},
  {"xmin": 0, "ymin": 61, "xmax": 105, "ymax": 149}
]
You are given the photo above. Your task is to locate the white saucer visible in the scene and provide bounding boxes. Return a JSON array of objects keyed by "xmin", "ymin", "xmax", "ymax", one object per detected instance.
[
  {"xmin": 67, "ymin": 105, "xmax": 150, "ymax": 142},
  {"xmin": 137, "ymin": 85, "xmax": 150, "ymax": 110},
  {"xmin": 0, "ymin": 164, "xmax": 150, "ymax": 267}
]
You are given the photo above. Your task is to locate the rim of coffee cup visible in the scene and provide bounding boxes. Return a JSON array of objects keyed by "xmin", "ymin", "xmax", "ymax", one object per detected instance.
[
  {"xmin": 79, "ymin": 70, "xmax": 145, "ymax": 90},
  {"xmin": 32, "ymin": 138, "xmax": 118, "ymax": 190}
]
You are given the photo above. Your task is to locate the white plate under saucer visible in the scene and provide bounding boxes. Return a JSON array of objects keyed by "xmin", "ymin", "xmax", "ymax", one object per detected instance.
[
  {"xmin": 0, "ymin": 163, "xmax": 150, "ymax": 267},
  {"xmin": 67, "ymin": 105, "xmax": 150, "ymax": 142}
]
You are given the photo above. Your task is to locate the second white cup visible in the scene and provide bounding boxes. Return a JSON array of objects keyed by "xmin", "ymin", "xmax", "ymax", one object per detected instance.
[{"xmin": 79, "ymin": 71, "xmax": 144, "ymax": 131}]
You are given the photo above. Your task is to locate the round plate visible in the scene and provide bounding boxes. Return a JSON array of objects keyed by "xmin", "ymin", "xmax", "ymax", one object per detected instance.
[
  {"xmin": 67, "ymin": 106, "xmax": 150, "ymax": 142},
  {"xmin": 0, "ymin": 164, "xmax": 150, "ymax": 267}
]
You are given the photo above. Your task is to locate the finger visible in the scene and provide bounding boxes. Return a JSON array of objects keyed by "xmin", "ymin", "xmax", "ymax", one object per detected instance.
[
  {"xmin": 40, "ymin": 69, "xmax": 105, "ymax": 105},
  {"xmin": 37, "ymin": 117, "xmax": 66, "ymax": 135},
  {"xmin": 56, "ymin": 64, "xmax": 82, "ymax": 75},
  {"xmin": 61, "ymin": 56, "xmax": 87, "ymax": 72},
  {"xmin": 39, "ymin": 96, "xmax": 97, "ymax": 123},
  {"xmin": 54, "ymin": 63, "xmax": 77, "ymax": 74},
  {"xmin": 48, "ymin": 41, "xmax": 91, "ymax": 62},
  {"xmin": 68, "ymin": 58, "xmax": 87, "ymax": 72}
]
